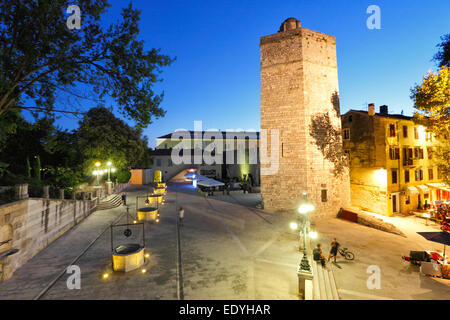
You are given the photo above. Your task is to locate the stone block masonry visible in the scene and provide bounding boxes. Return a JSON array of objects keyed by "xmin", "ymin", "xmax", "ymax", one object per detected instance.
[
  {"xmin": 260, "ymin": 18, "xmax": 350, "ymax": 215},
  {"xmin": 0, "ymin": 197, "xmax": 97, "ymax": 281}
]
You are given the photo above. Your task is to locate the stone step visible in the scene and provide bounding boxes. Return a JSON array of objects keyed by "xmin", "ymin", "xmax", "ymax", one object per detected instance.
[
  {"xmin": 312, "ymin": 261, "xmax": 321, "ymax": 300},
  {"xmin": 322, "ymin": 265, "xmax": 333, "ymax": 299},
  {"xmin": 328, "ymin": 268, "xmax": 340, "ymax": 300},
  {"xmin": 316, "ymin": 262, "xmax": 327, "ymax": 299},
  {"xmin": 96, "ymin": 195, "xmax": 122, "ymax": 211},
  {"xmin": 312, "ymin": 261, "xmax": 340, "ymax": 300}
]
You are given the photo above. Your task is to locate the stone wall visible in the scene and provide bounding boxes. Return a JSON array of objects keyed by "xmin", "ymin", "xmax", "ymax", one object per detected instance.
[
  {"xmin": 0, "ymin": 197, "xmax": 97, "ymax": 281},
  {"xmin": 260, "ymin": 20, "xmax": 350, "ymax": 215}
]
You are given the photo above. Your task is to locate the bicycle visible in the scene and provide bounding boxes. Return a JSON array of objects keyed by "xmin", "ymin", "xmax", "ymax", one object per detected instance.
[{"xmin": 339, "ymin": 247, "xmax": 355, "ymax": 260}]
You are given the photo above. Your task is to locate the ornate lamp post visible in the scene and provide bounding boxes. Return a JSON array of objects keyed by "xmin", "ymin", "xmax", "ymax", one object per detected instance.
[
  {"xmin": 107, "ymin": 161, "xmax": 112, "ymax": 182},
  {"xmin": 297, "ymin": 191, "xmax": 315, "ymax": 299},
  {"xmin": 93, "ymin": 161, "xmax": 102, "ymax": 186}
]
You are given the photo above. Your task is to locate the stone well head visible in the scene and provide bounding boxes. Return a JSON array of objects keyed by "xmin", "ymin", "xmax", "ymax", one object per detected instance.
[{"xmin": 279, "ymin": 17, "xmax": 301, "ymax": 32}]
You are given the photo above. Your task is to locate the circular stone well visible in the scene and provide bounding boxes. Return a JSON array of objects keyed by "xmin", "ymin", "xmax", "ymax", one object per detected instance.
[
  {"xmin": 137, "ymin": 207, "xmax": 159, "ymax": 222},
  {"xmin": 112, "ymin": 243, "xmax": 144, "ymax": 272},
  {"xmin": 154, "ymin": 186, "xmax": 166, "ymax": 195},
  {"xmin": 147, "ymin": 194, "xmax": 163, "ymax": 205}
]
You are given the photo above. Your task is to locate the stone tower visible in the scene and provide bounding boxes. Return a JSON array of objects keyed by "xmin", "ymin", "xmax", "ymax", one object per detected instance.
[{"xmin": 260, "ymin": 18, "xmax": 350, "ymax": 216}]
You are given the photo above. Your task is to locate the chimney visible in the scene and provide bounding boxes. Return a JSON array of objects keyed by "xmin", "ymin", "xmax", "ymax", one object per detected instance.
[
  {"xmin": 380, "ymin": 105, "xmax": 388, "ymax": 115},
  {"xmin": 368, "ymin": 103, "xmax": 375, "ymax": 116}
]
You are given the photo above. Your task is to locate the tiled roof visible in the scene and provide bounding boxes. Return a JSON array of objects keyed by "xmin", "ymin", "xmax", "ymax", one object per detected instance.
[{"xmin": 342, "ymin": 109, "xmax": 414, "ymax": 120}]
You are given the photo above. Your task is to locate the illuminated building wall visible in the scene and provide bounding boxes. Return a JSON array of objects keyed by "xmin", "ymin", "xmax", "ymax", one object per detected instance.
[{"xmin": 342, "ymin": 106, "xmax": 447, "ymax": 216}]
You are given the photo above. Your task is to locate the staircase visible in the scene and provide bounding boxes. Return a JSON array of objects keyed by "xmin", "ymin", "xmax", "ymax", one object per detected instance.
[
  {"xmin": 95, "ymin": 194, "xmax": 122, "ymax": 211},
  {"xmin": 311, "ymin": 261, "xmax": 340, "ymax": 300}
]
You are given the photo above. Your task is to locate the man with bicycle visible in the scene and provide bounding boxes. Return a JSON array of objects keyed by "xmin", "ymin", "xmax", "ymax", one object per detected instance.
[{"xmin": 328, "ymin": 238, "xmax": 340, "ymax": 263}]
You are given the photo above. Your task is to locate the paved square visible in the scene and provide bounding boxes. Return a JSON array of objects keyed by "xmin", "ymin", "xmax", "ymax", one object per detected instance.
[{"xmin": 0, "ymin": 183, "xmax": 448, "ymax": 300}]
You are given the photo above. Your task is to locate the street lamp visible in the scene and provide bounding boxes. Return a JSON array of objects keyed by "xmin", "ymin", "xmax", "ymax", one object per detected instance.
[
  {"xmin": 93, "ymin": 170, "xmax": 100, "ymax": 186},
  {"xmin": 298, "ymin": 193, "xmax": 314, "ymax": 273},
  {"xmin": 106, "ymin": 161, "xmax": 113, "ymax": 182}
]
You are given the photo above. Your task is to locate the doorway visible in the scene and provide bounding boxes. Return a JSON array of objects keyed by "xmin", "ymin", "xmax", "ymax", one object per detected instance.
[{"xmin": 392, "ymin": 193, "xmax": 400, "ymax": 214}]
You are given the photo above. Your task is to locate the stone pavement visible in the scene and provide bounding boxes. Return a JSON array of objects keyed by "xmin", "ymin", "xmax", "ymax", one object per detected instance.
[
  {"xmin": 0, "ymin": 182, "xmax": 448, "ymax": 300},
  {"xmin": 0, "ymin": 183, "xmax": 303, "ymax": 300},
  {"xmin": 313, "ymin": 217, "xmax": 450, "ymax": 300}
]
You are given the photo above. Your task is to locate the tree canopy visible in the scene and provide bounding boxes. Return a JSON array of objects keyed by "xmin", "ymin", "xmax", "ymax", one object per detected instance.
[
  {"xmin": 411, "ymin": 66, "xmax": 450, "ymax": 185},
  {"xmin": 434, "ymin": 34, "xmax": 450, "ymax": 68},
  {"xmin": 77, "ymin": 106, "xmax": 152, "ymax": 173},
  {"xmin": 411, "ymin": 66, "xmax": 450, "ymax": 137},
  {"xmin": 0, "ymin": 106, "xmax": 152, "ymax": 190},
  {"xmin": 0, "ymin": 0, "xmax": 174, "ymax": 127}
]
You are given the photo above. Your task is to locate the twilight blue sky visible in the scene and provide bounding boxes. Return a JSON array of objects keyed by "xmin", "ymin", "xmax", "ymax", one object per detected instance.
[{"xmin": 48, "ymin": 0, "xmax": 450, "ymax": 147}]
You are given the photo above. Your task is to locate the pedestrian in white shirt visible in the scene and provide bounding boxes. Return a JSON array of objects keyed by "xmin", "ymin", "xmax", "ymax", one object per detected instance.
[{"xmin": 178, "ymin": 207, "xmax": 185, "ymax": 227}]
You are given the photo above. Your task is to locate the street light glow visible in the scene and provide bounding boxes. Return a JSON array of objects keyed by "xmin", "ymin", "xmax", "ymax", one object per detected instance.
[
  {"xmin": 298, "ymin": 203, "xmax": 315, "ymax": 214},
  {"xmin": 289, "ymin": 222, "xmax": 298, "ymax": 230},
  {"xmin": 309, "ymin": 231, "xmax": 318, "ymax": 239},
  {"xmin": 95, "ymin": 161, "xmax": 101, "ymax": 167},
  {"xmin": 107, "ymin": 161, "xmax": 112, "ymax": 166}
]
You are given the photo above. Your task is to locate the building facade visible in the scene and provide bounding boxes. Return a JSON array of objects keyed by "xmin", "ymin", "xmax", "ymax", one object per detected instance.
[
  {"xmin": 260, "ymin": 18, "xmax": 350, "ymax": 214},
  {"xmin": 149, "ymin": 131, "xmax": 260, "ymax": 184},
  {"xmin": 342, "ymin": 104, "xmax": 450, "ymax": 216}
]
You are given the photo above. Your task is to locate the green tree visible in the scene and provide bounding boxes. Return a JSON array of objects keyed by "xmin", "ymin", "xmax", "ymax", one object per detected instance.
[
  {"xmin": 0, "ymin": 1, "xmax": 174, "ymax": 127},
  {"xmin": 77, "ymin": 106, "xmax": 151, "ymax": 175},
  {"xmin": 434, "ymin": 34, "xmax": 450, "ymax": 68},
  {"xmin": 411, "ymin": 66, "xmax": 450, "ymax": 184}
]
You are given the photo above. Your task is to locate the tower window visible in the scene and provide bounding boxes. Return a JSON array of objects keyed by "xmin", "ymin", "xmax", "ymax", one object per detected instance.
[{"xmin": 321, "ymin": 189, "xmax": 328, "ymax": 202}]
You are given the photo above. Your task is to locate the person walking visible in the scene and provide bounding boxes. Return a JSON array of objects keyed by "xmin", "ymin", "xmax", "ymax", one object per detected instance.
[
  {"xmin": 121, "ymin": 192, "xmax": 127, "ymax": 206},
  {"xmin": 328, "ymin": 238, "xmax": 340, "ymax": 263},
  {"xmin": 178, "ymin": 206, "xmax": 185, "ymax": 227}
]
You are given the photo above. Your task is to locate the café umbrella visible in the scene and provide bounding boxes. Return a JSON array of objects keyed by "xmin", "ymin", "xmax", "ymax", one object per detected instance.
[{"xmin": 417, "ymin": 231, "xmax": 450, "ymax": 257}]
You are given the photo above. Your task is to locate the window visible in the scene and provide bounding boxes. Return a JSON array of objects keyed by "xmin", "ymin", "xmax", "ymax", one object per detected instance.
[
  {"xmin": 428, "ymin": 168, "xmax": 434, "ymax": 180},
  {"xmin": 389, "ymin": 124, "xmax": 396, "ymax": 137},
  {"xmin": 164, "ymin": 143, "xmax": 168, "ymax": 149},
  {"xmin": 403, "ymin": 148, "xmax": 413, "ymax": 166},
  {"xmin": 415, "ymin": 169, "xmax": 423, "ymax": 181},
  {"xmin": 414, "ymin": 127, "xmax": 419, "ymax": 139},
  {"xmin": 403, "ymin": 125, "xmax": 408, "ymax": 138},
  {"xmin": 348, "ymin": 115, "xmax": 353, "ymax": 122},
  {"xmin": 405, "ymin": 170, "xmax": 410, "ymax": 183},
  {"xmin": 343, "ymin": 128, "xmax": 350, "ymax": 140},
  {"xmin": 321, "ymin": 189, "xmax": 328, "ymax": 202},
  {"xmin": 389, "ymin": 147, "xmax": 400, "ymax": 160},
  {"xmin": 414, "ymin": 147, "xmax": 424, "ymax": 159},
  {"xmin": 427, "ymin": 147, "xmax": 433, "ymax": 160},
  {"xmin": 168, "ymin": 158, "xmax": 173, "ymax": 167},
  {"xmin": 392, "ymin": 170, "xmax": 398, "ymax": 184},
  {"xmin": 156, "ymin": 159, "xmax": 162, "ymax": 167}
]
